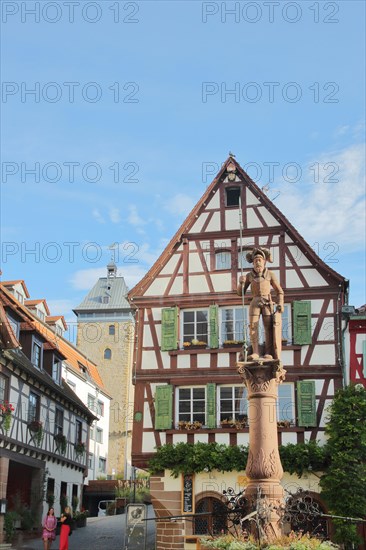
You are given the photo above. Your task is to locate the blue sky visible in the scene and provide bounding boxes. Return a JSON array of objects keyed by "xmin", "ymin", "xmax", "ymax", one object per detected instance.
[{"xmin": 1, "ymin": 0, "xmax": 365, "ymax": 337}]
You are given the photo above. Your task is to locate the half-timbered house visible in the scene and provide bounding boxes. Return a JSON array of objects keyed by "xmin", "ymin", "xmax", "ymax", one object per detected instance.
[
  {"xmin": 128, "ymin": 156, "xmax": 348, "ymax": 549},
  {"xmin": 0, "ymin": 283, "xmax": 97, "ymax": 542}
]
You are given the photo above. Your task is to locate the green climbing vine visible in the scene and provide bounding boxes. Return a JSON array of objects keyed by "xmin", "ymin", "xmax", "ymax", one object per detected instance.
[
  {"xmin": 320, "ymin": 384, "xmax": 366, "ymax": 548},
  {"xmin": 148, "ymin": 440, "xmax": 328, "ymax": 478}
]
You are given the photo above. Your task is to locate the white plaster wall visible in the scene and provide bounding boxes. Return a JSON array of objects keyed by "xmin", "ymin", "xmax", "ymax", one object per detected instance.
[
  {"xmin": 257, "ymin": 207, "xmax": 280, "ymax": 226},
  {"xmin": 318, "ymin": 319, "xmax": 335, "ymax": 341},
  {"xmin": 45, "ymin": 460, "xmax": 84, "ymax": 517},
  {"xmin": 236, "ymin": 433, "xmax": 250, "ymax": 446},
  {"xmin": 286, "ymin": 270, "xmax": 303, "ymax": 288},
  {"xmin": 189, "ymin": 212, "xmax": 209, "ymax": 233},
  {"xmin": 246, "ymin": 190, "xmax": 260, "ymax": 205},
  {"xmin": 225, "ymin": 210, "xmax": 240, "ymax": 230},
  {"xmin": 169, "ymin": 277, "xmax": 184, "ymax": 295},
  {"xmin": 142, "ymin": 431, "xmax": 156, "ymax": 453},
  {"xmin": 143, "ymin": 326, "xmax": 154, "ymax": 347},
  {"xmin": 287, "ymin": 246, "xmax": 312, "ymax": 267},
  {"xmin": 141, "ymin": 350, "xmax": 158, "ymax": 369},
  {"xmin": 214, "ymin": 239, "xmax": 231, "ymax": 248},
  {"xmin": 143, "ymin": 402, "xmax": 153, "ymax": 429},
  {"xmin": 197, "ymin": 354, "xmax": 210, "ymax": 368},
  {"xmin": 205, "ymin": 212, "xmax": 221, "ymax": 232},
  {"xmin": 159, "ymin": 255, "xmax": 180, "ymax": 276},
  {"xmin": 189, "ymin": 275, "xmax": 210, "ymax": 294},
  {"xmin": 247, "ymin": 208, "xmax": 263, "ymax": 228},
  {"xmin": 144, "ymin": 278, "xmax": 168, "ymax": 296},
  {"xmin": 206, "ymin": 191, "xmax": 220, "ymax": 209},
  {"xmin": 189, "ymin": 253, "xmax": 204, "ymax": 272},
  {"xmin": 173, "ymin": 433, "xmax": 188, "ymax": 444},
  {"xmin": 218, "ymin": 353, "xmax": 230, "ymax": 368},
  {"xmin": 303, "ymin": 269, "xmax": 328, "ymax": 287},
  {"xmin": 194, "ymin": 433, "xmax": 209, "ymax": 443},
  {"xmin": 309, "ymin": 345, "xmax": 336, "ymax": 365},
  {"xmin": 177, "ymin": 355, "xmax": 191, "ymax": 369},
  {"xmin": 211, "ymin": 273, "xmax": 232, "ymax": 292}
]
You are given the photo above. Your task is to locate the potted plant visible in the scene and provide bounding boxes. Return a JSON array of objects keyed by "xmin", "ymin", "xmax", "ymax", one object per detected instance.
[
  {"xmin": 189, "ymin": 339, "xmax": 207, "ymax": 349},
  {"xmin": 178, "ymin": 420, "xmax": 203, "ymax": 430},
  {"xmin": 46, "ymin": 492, "xmax": 55, "ymax": 508},
  {"xmin": 54, "ymin": 433, "xmax": 67, "ymax": 454},
  {"xmin": 0, "ymin": 401, "xmax": 15, "ymax": 433},
  {"xmin": 74, "ymin": 441, "xmax": 86, "ymax": 455},
  {"xmin": 75, "ymin": 509, "xmax": 88, "ymax": 527},
  {"xmin": 27, "ymin": 419, "xmax": 43, "ymax": 445},
  {"xmin": 222, "ymin": 340, "xmax": 244, "ymax": 348},
  {"xmin": 221, "ymin": 417, "xmax": 248, "ymax": 429}
]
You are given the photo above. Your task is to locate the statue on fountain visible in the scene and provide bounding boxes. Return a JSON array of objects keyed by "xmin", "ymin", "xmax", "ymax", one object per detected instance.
[{"xmin": 237, "ymin": 247, "xmax": 284, "ymax": 362}]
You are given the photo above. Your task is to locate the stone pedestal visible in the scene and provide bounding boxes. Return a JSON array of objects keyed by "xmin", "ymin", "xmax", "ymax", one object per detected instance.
[{"xmin": 237, "ymin": 359, "xmax": 286, "ymax": 540}]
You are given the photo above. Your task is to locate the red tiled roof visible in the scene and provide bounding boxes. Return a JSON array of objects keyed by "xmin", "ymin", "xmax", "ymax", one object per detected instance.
[
  {"xmin": 46, "ymin": 315, "xmax": 68, "ymax": 330},
  {"xmin": 25, "ymin": 299, "xmax": 51, "ymax": 315},
  {"xmin": 1, "ymin": 279, "xmax": 30, "ymax": 298},
  {"xmin": 0, "ymin": 284, "xmax": 105, "ymax": 390}
]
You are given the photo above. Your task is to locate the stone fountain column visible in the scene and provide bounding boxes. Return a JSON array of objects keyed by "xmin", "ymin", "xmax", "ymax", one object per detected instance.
[{"xmin": 237, "ymin": 359, "xmax": 286, "ymax": 539}]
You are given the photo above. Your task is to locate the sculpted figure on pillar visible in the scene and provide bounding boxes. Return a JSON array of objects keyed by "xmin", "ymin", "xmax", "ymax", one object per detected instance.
[{"xmin": 237, "ymin": 247, "xmax": 284, "ymax": 361}]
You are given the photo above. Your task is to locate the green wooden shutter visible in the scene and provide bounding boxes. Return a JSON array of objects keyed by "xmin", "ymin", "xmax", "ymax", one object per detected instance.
[
  {"xmin": 297, "ymin": 381, "xmax": 317, "ymax": 427},
  {"xmin": 293, "ymin": 301, "xmax": 312, "ymax": 345},
  {"xmin": 206, "ymin": 383, "xmax": 216, "ymax": 428},
  {"xmin": 154, "ymin": 385, "xmax": 173, "ymax": 430},
  {"xmin": 209, "ymin": 305, "xmax": 219, "ymax": 349},
  {"xmin": 161, "ymin": 307, "xmax": 178, "ymax": 351}
]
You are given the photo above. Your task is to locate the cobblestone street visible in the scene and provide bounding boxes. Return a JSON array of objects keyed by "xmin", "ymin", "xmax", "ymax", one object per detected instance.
[{"xmin": 13, "ymin": 507, "xmax": 156, "ymax": 550}]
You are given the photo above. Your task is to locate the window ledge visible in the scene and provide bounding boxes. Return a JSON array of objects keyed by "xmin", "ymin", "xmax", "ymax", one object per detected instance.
[
  {"xmin": 163, "ymin": 427, "xmax": 304, "ymax": 433},
  {"xmin": 169, "ymin": 345, "xmax": 301, "ymax": 355}
]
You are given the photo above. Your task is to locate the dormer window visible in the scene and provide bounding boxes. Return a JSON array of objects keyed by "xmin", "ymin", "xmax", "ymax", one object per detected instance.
[
  {"xmin": 37, "ymin": 310, "xmax": 45, "ymax": 322},
  {"xmin": 225, "ymin": 187, "xmax": 240, "ymax": 207},
  {"xmin": 101, "ymin": 295, "xmax": 110, "ymax": 304},
  {"xmin": 6, "ymin": 312, "xmax": 20, "ymax": 339},
  {"xmin": 15, "ymin": 291, "xmax": 24, "ymax": 304}
]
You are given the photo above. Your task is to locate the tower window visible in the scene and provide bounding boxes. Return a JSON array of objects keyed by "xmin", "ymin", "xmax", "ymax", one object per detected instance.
[
  {"xmin": 109, "ymin": 325, "xmax": 115, "ymax": 336},
  {"xmin": 104, "ymin": 348, "xmax": 112, "ymax": 360},
  {"xmin": 225, "ymin": 187, "xmax": 240, "ymax": 207}
]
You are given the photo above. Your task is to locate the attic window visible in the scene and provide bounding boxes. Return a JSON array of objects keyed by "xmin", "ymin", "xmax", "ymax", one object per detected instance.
[
  {"xmin": 226, "ymin": 187, "xmax": 240, "ymax": 207},
  {"xmin": 101, "ymin": 295, "xmax": 110, "ymax": 304}
]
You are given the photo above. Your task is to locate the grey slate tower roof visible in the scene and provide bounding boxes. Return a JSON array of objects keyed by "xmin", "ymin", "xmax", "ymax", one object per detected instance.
[{"xmin": 73, "ymin": 266, "xmax": 131, "ymax": 313}]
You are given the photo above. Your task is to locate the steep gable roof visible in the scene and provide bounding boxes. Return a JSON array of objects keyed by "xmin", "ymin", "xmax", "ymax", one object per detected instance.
[
  {"xmin": 0, "ymin": 283, "xmax": 105, "ymax": 391},
  {"xmin": 129, "ymin": 155, "xmax": 346, "ymax": 299},
  {"xmin": 1, "ymin": 279, "xmax": 30, "ymax": 298}
]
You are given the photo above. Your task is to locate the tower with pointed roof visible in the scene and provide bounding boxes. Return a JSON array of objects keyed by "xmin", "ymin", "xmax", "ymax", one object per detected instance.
[{"xmin": 74, "ymin": 264, "xmax": 134, "ymax": 477}]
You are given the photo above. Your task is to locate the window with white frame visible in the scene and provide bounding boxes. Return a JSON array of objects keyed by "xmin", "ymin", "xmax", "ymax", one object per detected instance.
[
  {"xmin": 96, "ymin": 427, "xmax": 103, "ymax": 443},
  {"xmin": 75, "ymin": 419, "xmax": 82, "ymax": 443},
  {"xmin": 32, "ymin": 341, "xmax": 42, "ymax": 368},
  {"xmin": 221, "ymin": 307, "xmax": 247, "ymax": 343},
  {"xmin": 15, "ymin": 291, "xmax": 24, "ymax": 304},
  {"xmin": 88, "ymin": 394, "xmax": 95, "ymax": 412},
  {"xmin": 215, "ymin": 251, "xmax": 231, "ymax": 270},
  {"xmin": 218, "ymin": 386, "xmax": 248, "ymax": 423},
  {"xmin": 177, "ymin": 387, "xmax": 206, "ymax": 425},
  {"xmin": 99, "ymin": 457, "xmax": 106, "ymax": 473},
  {"xmin": 277, "ymin": 383, "xmax": 295, "ymax": 423},
  {"xmin": 0, "ymin": 374, "xmax": 8, "ymax": 403},
  {"xmin": 28, "ymin": 392, "xmax": 40, "ymax": 423},
  {"xmin": 55, "ymin": 408, "xmax": 64, "ymax": 435},
  {"xmin": 6, "ymin": 313, "xmax": 19, "ymax": 339},
  {"xmin": 52, "ymin": 360, "xmax": 62, "ymax": 384},
  {"xmin": 37, "ymin": 310, "xmax": 45, "ymax": 322},
  {"xmin": 182, "ymin": 310, "xmax": 208, "ymax": 344},
  {"xmin": 88, "ymin": 452, "xmax": 94, "ymax": 469},
  {"xmin": 97, "ymin": 400, "xmax": 104, "ymax": 417}
]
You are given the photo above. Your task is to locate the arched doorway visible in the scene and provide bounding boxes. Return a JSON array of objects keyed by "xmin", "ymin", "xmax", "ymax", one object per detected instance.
[{"xmin": 194, "ymin": 496, "xmax": 227, "ymax": 536}]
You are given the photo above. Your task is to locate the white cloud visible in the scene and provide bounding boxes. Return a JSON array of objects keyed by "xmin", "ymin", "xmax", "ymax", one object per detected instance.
[
  {"xmin": 127, "ymin": 205, "xmax": 146, "ymax": 227},
  {"xmin": 276, "ymin": 143, "xmax": 365, "ymax": 251},
  {"xmin": 163, "ymin": 193, "xmax": 196, "ymax": 217},
  {"xmin": 109, "ymin": 207, "xmax": 121, "ymax": 224},
  {"xmin": 46, "ymin": 299, "xmax": 76, "ymax": 317},
  {"xmin": 92, "ymin": 208, "xmax": 105, "ymax": 224}
]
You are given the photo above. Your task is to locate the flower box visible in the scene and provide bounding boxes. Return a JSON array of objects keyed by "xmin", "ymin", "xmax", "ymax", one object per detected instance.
[
  {"xmin": 220, "ymin": 417, "xmax": 248, "ymax": 429},
  {"xmin": 178, "ymin": 421, "xmax": 203, "ymax": 430},
  {"xmin": 222, "ymin": 341, "xmax": 244, "ymax": 348},
  {"xmin": 74, "ymin": 441, "xmax": 86, "ymax": 454},
  {"xmin": 54, "ymin": 433, "xmax": 67, "ymax": 454}
]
